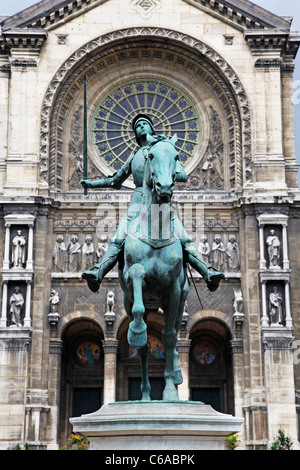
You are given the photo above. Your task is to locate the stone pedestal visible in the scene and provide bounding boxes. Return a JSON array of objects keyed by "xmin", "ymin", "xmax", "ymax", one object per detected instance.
[{"xmin": 70, "ymin": 401, "xmax": 243, "ymax": 450}]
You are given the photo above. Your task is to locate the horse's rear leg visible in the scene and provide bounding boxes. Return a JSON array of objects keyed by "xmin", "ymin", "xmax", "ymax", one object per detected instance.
[
  {"xmin": 127, "ymin": 264, "xmax": 147, "ymax": 349},
  {"xmin": 138, "ymin": 342, "xmax": 151, "ymax": 401}
]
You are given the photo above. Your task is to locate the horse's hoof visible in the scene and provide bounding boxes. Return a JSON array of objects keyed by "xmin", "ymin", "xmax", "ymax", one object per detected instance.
[
  {"xmin": 174, "ymin": 369, "xmax": 183, "ymax": 385},
  {"xmin": 163, "ymin": 387, "xmax": 179, "ymax": 402},
  {"xmin": 207, "ymin": 272, "xmax": 224, "ymax": 292},
  {"xmin": 127, "ymin": 322, "xmax": 147, "ymax": 348}
]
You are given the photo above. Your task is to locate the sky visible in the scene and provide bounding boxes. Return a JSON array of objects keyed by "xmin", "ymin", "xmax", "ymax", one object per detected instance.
[{"xmin": 1, "ymin": 0, "xmax": 300, "ymax": 181}]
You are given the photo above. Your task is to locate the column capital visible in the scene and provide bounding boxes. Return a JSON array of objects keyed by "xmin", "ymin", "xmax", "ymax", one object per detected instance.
[{"xmin": 102, "ymin": 339, "xmax": 118, "ymax": 354}]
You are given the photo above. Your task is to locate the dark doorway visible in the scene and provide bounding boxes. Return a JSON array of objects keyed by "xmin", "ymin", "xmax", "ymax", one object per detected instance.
[
  {"xmin": 191, "ymin": 387, "xmax": 221, "ymax": 412},
  {"xmin": 128, "ymin": 378, "xmax": 165, "ymax": 401},
  {"xmin": 72, "ymin": 387, "xmax": 102, "ymax": 417}
]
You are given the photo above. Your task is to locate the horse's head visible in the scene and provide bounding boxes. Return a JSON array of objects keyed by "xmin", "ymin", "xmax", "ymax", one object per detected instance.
[{"xmin": 146, "ymin": 133, "xmax": 179, "ymax": 203}]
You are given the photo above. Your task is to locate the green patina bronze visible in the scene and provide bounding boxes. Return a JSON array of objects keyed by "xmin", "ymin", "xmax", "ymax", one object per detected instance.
[{"xmin": 81, "ymin": 114, "xmax": 224, "ymax": 401}]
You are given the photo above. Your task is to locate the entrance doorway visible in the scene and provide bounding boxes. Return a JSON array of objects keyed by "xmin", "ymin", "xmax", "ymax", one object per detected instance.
[
  {"xmin": 189, "ymin": 317, "xmax": 234, "ymax": 414},
  {"xmin": 58, "ymin": 319, "xmax": 104, "ymax": 446},
  {"xmin": 72, "ymin": 387, "xmax": 102, "ymax": 417}
]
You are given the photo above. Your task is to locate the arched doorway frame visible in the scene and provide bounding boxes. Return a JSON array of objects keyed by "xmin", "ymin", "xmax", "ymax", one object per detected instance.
[
  {"xmin": 57, "ymin": 311, "xmax": 105, "ymax": 445},
  {"xmin": 187, "ymin": 309, "xmax": 234, "ymax": 414}
]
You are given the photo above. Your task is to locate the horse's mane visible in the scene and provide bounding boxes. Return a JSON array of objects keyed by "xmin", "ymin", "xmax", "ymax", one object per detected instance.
[{"xmin": 148, "ymin": 134, "xmax": 172, "ymax": 148}]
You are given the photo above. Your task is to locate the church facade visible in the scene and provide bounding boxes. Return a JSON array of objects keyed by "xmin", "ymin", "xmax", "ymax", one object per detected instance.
[{"xmin": 0, "ymin": 0, "xmax": 300, "ymax": 450}]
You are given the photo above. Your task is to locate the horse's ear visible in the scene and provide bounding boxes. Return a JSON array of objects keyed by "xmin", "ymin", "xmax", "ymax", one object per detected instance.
[
  {"xmin": 146, "ymin": 133, "xmax": 156, "ymax": 144},
  {"xmin": 170, "ymin": 133, "xmax": 178, "ymax": 146}
]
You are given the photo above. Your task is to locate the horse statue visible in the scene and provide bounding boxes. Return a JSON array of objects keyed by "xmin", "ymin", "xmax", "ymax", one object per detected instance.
[{"xmin": 118, "ymin": 133, "xmax": 189, "ymax": 402}]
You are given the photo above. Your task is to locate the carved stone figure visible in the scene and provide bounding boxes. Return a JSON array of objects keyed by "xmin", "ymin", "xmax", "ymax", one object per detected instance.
[
  {"xmin": 9, "ymin": 286, "xmax": 24, "ymax": 327},
  {"xmin": 68, "ymin": 235, "xmax": 81, "ymax": 272},
  {"xmin": 82, "ymin": 235, "xmax": 94, "ymax": 271},
  {"xmin": 106, "ymin": 290, "xmax": 115, "ymax": 313},
  {"xmin": 198, "ymin": 235, "xmax": 210, "ymax": 264},
  {"xmin": 233, "ymin": 288, "xmax": 243, "ymax": 315},
  {"xmin": 266, "ymin": 230, "xmax": 281, "ymax": 268},
  {"xmin": 11, "ymin": 230, "xmax": 26, "ymax": 268},
  {"xmin": 226, "ymin": 235, "xmax": 240, "ymax": 271},
  {"xmin": 269, "ymin": 287, "xmax": 284, "ymax": 326},
  {"xmin": 53, "ymin": 235, "xmax": 68, "ymax": 272},
  {"xmin": 211, "ymin": 234, "xmax": 225, "ymax": 271},
  {"xmin": 49, "ymin": 289, "xmax": 60, "ymax": 313},
  {"xmin": 96, "ymin": 235, "xmax": 109, "ymax": 262}
]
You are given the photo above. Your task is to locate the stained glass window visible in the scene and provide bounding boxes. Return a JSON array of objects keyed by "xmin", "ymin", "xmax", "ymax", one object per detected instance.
[
  {"xmin": 92, "ymin": 79, "xmax": 200, "ymax": 174},
  {"xmin": 193, "ymin": 340, "xmax": 217, "ymax": 365},
  {"xmin": 76, "ymin": 341, "xmax": 101, "ymax": 365}
]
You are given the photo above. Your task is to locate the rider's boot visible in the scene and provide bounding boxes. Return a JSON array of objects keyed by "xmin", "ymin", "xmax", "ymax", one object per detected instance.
[
  {"xmin": 184, "ymin": 245, "xmax": 224, "ymax": 292},
  {"xmin": 82, "ymin": 241, "xmax": 122, "ymax": 292}
]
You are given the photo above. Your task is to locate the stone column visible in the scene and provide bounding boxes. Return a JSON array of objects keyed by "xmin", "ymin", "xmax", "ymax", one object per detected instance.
[
  {"xmin": 102, "ymin": 339, "xmax": 118, "ymax": 406},
  {"xmin": 23, "ymin": 281, "xmax": 32, "ymax": 329},
  {"xmin": 48, "ymin": 339, "xmax": 64, "ymax": 450},
  {"xmin": 177, "ymin": 339, "xmax": 191, "ymax": 401},
  {"xmin": 0, "ymin": 281, "xmax": 8, "ymax": 328},
  {"xmin": 0, "ymin": 57, "xmax": 10, "ymax": 193},
  {"xmin": 262, "ymin": 330, "xmax": 299, "ymax": 448},
  {"xmin": 281, "ymin": 61, "xmax": 299, "ymax": 188}
]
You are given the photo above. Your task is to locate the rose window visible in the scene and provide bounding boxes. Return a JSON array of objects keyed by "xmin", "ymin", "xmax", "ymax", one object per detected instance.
[{"xmin": 91, "ymin": 79, "xmax": 201, "ymax": 174}]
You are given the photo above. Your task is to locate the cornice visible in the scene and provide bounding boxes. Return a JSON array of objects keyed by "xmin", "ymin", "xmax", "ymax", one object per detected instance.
[
  {"xmin": 0, "ymin": 0, "xmax": 294, "ymax": 34},
  {"xmin": 0, "ymin": 28, "xmax": 47, "ymax": 55}
]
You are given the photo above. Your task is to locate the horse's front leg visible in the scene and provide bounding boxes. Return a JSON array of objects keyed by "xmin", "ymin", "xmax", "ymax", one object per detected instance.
[
  {"xmin": 162, "ymin": 283, "xmax": 181, "ymax": 401},
  {"xmin": 127, "ymin": 263, "xmax": 147, "ymax": 349}
]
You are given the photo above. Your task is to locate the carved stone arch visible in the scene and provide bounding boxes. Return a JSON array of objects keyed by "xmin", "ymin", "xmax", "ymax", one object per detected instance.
[
  {"xmin": 188, "ymin": 309, "xmax": 233, "ymax": 336},
  {"xmin": 40, "ymin": 27, "xmax": 252, "ymax": 192},
  {"xmin": 58, "ymin": 310, "xmax": 105, "ymax": 339}
]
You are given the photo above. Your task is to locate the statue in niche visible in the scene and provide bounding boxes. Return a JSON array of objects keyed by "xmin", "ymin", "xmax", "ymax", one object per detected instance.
[
  {"xmin": 82, "ymin": 235, "xmax": 95, "ymax": 271},
  {"xmin": 269, "ymin": 286, "xmax": 284, "ymax": 326},
  {"xmin": 52, "ymin": 235, "xmax": 68, "ymax": 272},
  {"xmin": 96, "ymin": 235, "xmax": 109, "ymax": 263},
  {"xmin": 68, "ymin": 235, "xmax": 81, "ymax": 272},
  {"xmin": 201, "ymin": 154, "xmax": 223, "ymax": 190},
  {"xmin": 9, "ymin": 286, "xmax": 24, "ymax": 327},
  {"xmin": 211, "ymin": 234, "xmax": 225, "ymax": 271},
  {"xmin": 11, "ymin": 230, "xmax": 26, "ymax": 268},
  {"xmin": 106, "ymin": 290, "xmax": 115, "ymax": 313},
  {"xmin": 49, "ymin": 289, "xmax": 60, "ymax": 313},
  {"xmin": 226, "ymin": 235, "xmax": 240, "ymax": 271},
  {"xmin": 198, "ymin": 235, "xmax": 210, "ymax": 265},
  {"xmin": 233, "ymin": 288, "xmax": 243, "ymax": 315},
  {"xmin": 266, "ymin": 230, "xmax": 281, "ymax": 269}
]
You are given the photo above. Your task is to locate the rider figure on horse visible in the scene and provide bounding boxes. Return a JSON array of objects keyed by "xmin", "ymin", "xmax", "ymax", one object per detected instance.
[{"xmin": 81, "ymin": 114, "xmax": 224, "ymax": 293}]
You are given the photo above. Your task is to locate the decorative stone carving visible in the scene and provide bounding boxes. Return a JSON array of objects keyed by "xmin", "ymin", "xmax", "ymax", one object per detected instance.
[
  {"xmin": 96, "ymin": 235, "xmax": 109, "ymax": 263},
  {"xmin": 105, "ymin": 291, "xmax": 116, "ymax": 332},
  {"xmin": 9, "ymin": 286, "xmax": 24, "ymax": 327},
  {"xmin": 211, "ymin": 235, "xmax": 225, "ymax": 271},
  {"xmin": 106, "ymin": 291, "xmax": 115, "ymax": 314},
  {"xmin": 198, "ymin": 235, "xmax": 210, "ymax": 265},
  {"xmin": 52, "ymin": 235, "xmax": 68, "ymax": 272},
  {"xmin": 266, "ymin": 229, "xmax": 281, "ymax": 269},
  {"xmin": 68, "ymin": 235, "xmax": 81, "ymax": 272},
  {"xmin": 82, "ymin": 235, "xmax": 94, "ymax": 271},
  {"xmin": 269, "ymin": 287, "xmax": 284, "ymax": 327},
  {"xmin": 48, "ymin": 289, "xmax": 60, "ymax": 329},
  {"xmin": 11, "ymin": 230, "xmax": 26, "ymax": 269},
  {"xmin": 226, "ymin": 235, "xmax": 240, "ymax": 271}
]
